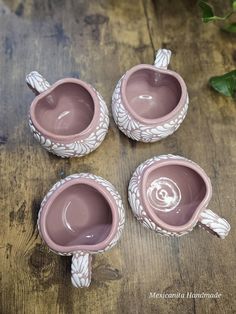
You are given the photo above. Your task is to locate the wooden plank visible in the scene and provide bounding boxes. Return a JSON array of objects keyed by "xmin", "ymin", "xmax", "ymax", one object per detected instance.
[{"xmin": 0, "ymin": 0, "xmax": 235, "ymax": 313}]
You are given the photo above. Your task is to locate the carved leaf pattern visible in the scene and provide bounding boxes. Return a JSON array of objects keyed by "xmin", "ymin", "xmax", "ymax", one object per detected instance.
[
  {"xmin": 154, "ymin": 49, "xmax": 172, "ymax": 69},
  {"xmin": 128, "ymin": 155, "xmax": 202, "ymax": 237},
  {"xmin": 71, "ymin": 252, "xmax": 91, "ymax": 288},
  {"xmin": 29, "ymin": 88, "xmax": 109, "ymax": 157},
  {"xmin": 26, "ymin": 71, "xmax": 51, "ymax": 93},
  {"xmin": 112, "ymin": 77, "xmax": 189, "ymax": 143},
  {"xmin": 199, "ymin": 209, "xmax": 230, "ymax": 239},
  {"xmin": 37, "ymin": 173, "xmax": 125, "ymax": 255}
]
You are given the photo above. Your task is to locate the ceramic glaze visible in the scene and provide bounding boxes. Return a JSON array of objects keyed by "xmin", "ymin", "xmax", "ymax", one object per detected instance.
[
  {"xmin": 45, "ymin": 184, "xmax": 113, "ymax": 246},
  {"xmin": 144, "ymin": 164, "xmax": 207, "ymax": 226},
  {"xmin": 125, "ymin": 69, "xmax": 182, "ymax": 119},
  {"xmin": 146, "ymin": 177, "xmax": 181, "ymax": 213},
  {"xmin": 128, "ymin": 155, "xmax": 230, "ymax": 238},
  {"xmin": 34, "ymin": 83, "xmax": 95, "ymax": 136},
  {"xmin": 112, "ymin": 49, "xmax": 189, "ymax": 142},
  {"xmin": 26, "ymin": 72, "xmax": 109, "ymax": 157},
  {"xmin": 38, "ymin": 173, "xmax": 125, "ymax": 288}
]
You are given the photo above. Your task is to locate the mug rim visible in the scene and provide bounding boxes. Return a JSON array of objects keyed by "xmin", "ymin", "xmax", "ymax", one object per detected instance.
[
  {"xmin": 30, "ymin": 78, "xmax": 101, "ymax": 142},
  {"xmin": 140, "ymin": 157, "xmax": 212, "ymax": 232},
  {"xmin": 120, "ymin": 64, "xmax": 188, "ymax": 124},
  {"xmin": 38, "ymin": 176, "xmax": 119, "ymax": 254}
]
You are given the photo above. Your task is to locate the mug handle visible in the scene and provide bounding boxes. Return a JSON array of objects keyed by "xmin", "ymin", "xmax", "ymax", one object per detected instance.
[
  {"xmin": 154, "ymin": 49, "xmax": 172, "ymax": 69},
  {"xmin": 198, "ymin": 209, "xmax": 230, "ymax": 239},
  {"xmin": 26, "ymin": 71, "xmax": 51, "ymax": 94},
  {"xmin": 71, "ymin": 252, "xmax": 92, "ymax": 288}
]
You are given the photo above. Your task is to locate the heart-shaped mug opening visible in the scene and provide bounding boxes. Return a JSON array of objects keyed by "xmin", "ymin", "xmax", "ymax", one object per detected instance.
[
  {"xmin": 121, "ymin": 65, "xmax": 187, "ymax": 123},
  {"xmin": 30, "ymin": 78, "xmax": 100, "ymax": 141},
  {"xmin": 39, "ymin": 177, "xmax": 119, "ymax": 253},
  {"xmin": 141, "ymin": 159, "xmax": 212, "ymax": 232}
]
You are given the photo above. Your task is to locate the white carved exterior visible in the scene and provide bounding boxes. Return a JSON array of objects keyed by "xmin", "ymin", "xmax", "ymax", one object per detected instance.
[
  {"xmin": 71, "ymin": 252, "xmax": 91, "ymax": 288},
  {"xmin": 128, "ymin": 154, "xmax": 230, "ymax": 238},
  {"xmin": 154, "ymin": 49, "xmax": 172, "ymax": 69},
  {"xmin": 27, "ymin": 71, "xmax": 109, "ymax": 158},
  {"xmin": 38, "ymin": 173, "xmax": 125, "ymax": 287},
  {"xmin": 26, "ymin": 71, "xmax": 51, "ymax": 93},
  {"xmin": 199, "ymin": 209, "xmax": 230, "ymax": 239},
  {"xmin": 112, "ymin": 49, "xmax": 189, "ymax": 142}
]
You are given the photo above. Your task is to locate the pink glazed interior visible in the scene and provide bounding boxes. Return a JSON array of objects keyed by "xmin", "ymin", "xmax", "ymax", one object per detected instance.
[
  {"xmin": 121, "ymin": 65, "xmax": 187, "ymax": 123},
  {"xmin": 39, "ymin": 177, "xmax": 119, "ymax": 253},
  {"xmin": 141, "ymin": 159, "xmax": 212, "ymax": 232},
  {"xmin": 30, "ymin": 78, "xmax": 100, "ymax": 142}
]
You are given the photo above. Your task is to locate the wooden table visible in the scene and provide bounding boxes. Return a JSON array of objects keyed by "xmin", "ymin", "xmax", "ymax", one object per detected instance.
[{"xmin": 0, "ymin": 1, "xmax": 235, "ymax": 313}]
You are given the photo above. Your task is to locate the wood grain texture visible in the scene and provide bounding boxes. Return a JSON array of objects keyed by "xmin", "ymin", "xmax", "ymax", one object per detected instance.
[{"xmin": 0, "ymin": 0, "xmax": 235, "ymax": 313}]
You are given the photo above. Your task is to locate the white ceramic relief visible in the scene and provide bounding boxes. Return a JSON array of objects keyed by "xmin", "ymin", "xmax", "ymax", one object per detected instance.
[
  {"xmin": 128, "ymin": 155, "xmax": 230, "ymax": 238},
  {"xmin": 112, "ymin": 49, "xmax": 189, "ymax": 142},
  {"xmin": 146, "ymin": 177, "xmax": 181, "ymax": 212},
  {"xmin": 38, "ymin": 173, "xmax": 125, "ymax": 288},
  {"xmin": 128, "ymin": 155, "xmax": 190, "ymax": 236},
  {"xmin": 26, "ymin": 71, "xmax": 109, "ymax": 157},
  {"xmin": 154, "ymin": 49, "xmax": 172, "ymax": 69},
  {"xmin": 199, "ymin": 209, "xmax": 230, "ymax": 239}
]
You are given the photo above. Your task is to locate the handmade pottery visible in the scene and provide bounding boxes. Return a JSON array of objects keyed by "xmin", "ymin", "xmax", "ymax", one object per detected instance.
[
  {"xmin": 128, "ymin": 154, "xmax": 230, "ymax": 238},
  {"xmin": 38, "ymin": 173, "xmax": 125, "ymax": 288},
  {"xmin": 112, "ymin": 49, "xmax": 189, "ymax": 142},
  {"xmin": 26, "ymin": 71, "xmax": 109, "ymax": 157}
]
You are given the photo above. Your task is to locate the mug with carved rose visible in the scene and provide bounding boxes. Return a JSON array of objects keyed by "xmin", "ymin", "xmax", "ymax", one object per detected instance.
[
  {"xmin": 112, "ymin": 49, "xmax": 189, "ymax": 142},
  {"xmin": 128, "ymin": 154, "xmax": 230, "ymax": 238},
  {"xmin": 38, "ymin": 173, "xmax": 125, "ymax": 288},
  {"xmin": 26, "ymin": 71, "xmax": 109, "ymax": 157}
]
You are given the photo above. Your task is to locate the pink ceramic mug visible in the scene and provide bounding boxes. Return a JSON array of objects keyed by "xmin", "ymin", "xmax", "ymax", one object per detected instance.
[
  {"xmin": 112, "ymin": 49, "xmax": 189, "ymax": 142},
  {"xmin": 38, "ymin": 173, "xmax": 125, "ymax": 288},
  {"xmin": 128, "ymin": 155, "xmax": 230, "ymax": 238},
  {"xmin": 26, "ymin": 71, "xmax": 109, "ymax": 157}
]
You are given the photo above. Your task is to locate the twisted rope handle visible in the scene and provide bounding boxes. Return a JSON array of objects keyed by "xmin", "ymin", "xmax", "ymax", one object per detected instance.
[
  {"xmin": 71, "ymin": 252, "xmax": 92, "ymax": 288},
  {"xmin": 198, "ymin": 209, "xmax": 230, "ymax": 239},
  {"xmin": 154, "ymin": 49, "xmax": 172, "ymax": 69},
  {"xmin": 26, "ymin": 71, "xmax": 51, "ymax": 94}
]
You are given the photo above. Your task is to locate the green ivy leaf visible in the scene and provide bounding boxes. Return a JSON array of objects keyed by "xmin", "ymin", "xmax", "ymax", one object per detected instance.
[
  {"xmin": 209, "ymin": 70, "xmax": 236, "ymax": 98},
  {"xmin": 198, "ymin": 1, "xmax": 234, "ymax": 23},
  {"xmin": 233, "ymin": 1, "xmax": 236, "ymax": 11},
  {"xmin": 222, "ymin": 22, "xmax": 236, "ymax": 33},
  {"xmin": 198, "ymin": 1, "xmax": 215, "ymax": 23}
]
